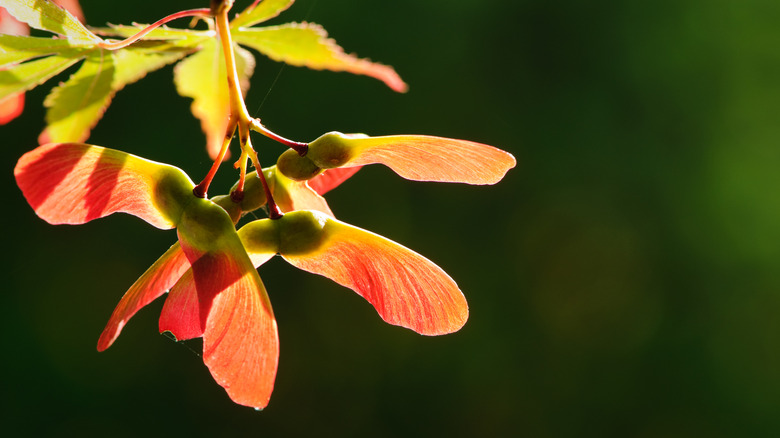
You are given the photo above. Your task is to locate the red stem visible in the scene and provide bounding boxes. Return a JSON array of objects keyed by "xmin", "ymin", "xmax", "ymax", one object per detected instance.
[
  {"xmin": 194, "ymin": 122, "xmax": 236, "ymax": 198},
  {"xmin": 257, "ymin": 169, "xmax": 283, "ymax": 219},
  {"xmin": 98, "ymin": 8, "xmax": 212, "ymax": 50},
  {"xmin": 241, "ymin": 136, "xmax": 283, "ymax": 219},
  {"xmin": 250, "ymin": 119, "xmax": 308, "ymax": 155}
]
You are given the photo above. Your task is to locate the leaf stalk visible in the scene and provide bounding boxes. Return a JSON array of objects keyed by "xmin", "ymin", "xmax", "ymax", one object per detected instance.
[
  {"xmin": 251, "ymin": 119, "xmax": 309, "ymax": 155},
  {"xmin": 194, "ymin": 119, "xmax": 237, "ymax": 198},
  {"xmin": 97, "ymin": 9, "xmax": 212, "ymax": 50}
]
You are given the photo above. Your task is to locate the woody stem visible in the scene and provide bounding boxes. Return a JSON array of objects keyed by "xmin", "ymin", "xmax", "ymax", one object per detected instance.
[
  {"xmin": 213, "ymin": 0, "xmax": 285, "ymax": 216},
  {"xmin": 214, "ymin": 0, "xmax": 251, "ymax": 127}
]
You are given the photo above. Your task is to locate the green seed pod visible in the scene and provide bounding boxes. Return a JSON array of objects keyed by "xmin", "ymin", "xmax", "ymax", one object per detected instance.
[
  {"xmin": 211, "ymin": 194, "xmax": 242, "ymax": 225},
  {"xmin": 276, "ymin": 148, "xmax": 322, "ymax": 181},
  {"xmin": 278, "ymin": 210, "xmax": 328, "ymax": 256},
  {"xmin": 229, "ymin": 170, "xmax": 268, "ymax": 213},
  {"xmin": 151, "ymin": 165, "xmax": 198, "ymax": 227},
  {"xmin": 177, "ymin": 197, "xmax": 237, "ymax": 252},
  {"xmin": 238, "ymin": 218, "xmax": 280, "ymax": 256},
  {"xmin": 306, "ymin": 131, "xmax": 356, "ymax": 169}
]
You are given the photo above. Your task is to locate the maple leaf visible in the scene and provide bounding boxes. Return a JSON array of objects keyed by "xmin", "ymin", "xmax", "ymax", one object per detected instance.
[
  {"xmin": 173, "ymin": 38, "xmax": 255, "ymax": 160},
  {"xmin": 0, "ymin": 0, "xmax": 84, "ymax": 124},
  {"xmin": 3, "ymin": 0, "xmax": 405, "ymax": 156},
  {"xmin": 0, "ymin": 0, "xmax": 194, "ymax": 140},
  {"xmin": 96, "ymin": 0, "xmax": 407, "ymax": 159}
]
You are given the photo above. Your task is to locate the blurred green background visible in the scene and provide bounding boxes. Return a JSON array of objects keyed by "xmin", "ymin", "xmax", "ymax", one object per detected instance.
[{"xmin": 4, "ymin": 0, "xmax": 780, "ymax": 436}]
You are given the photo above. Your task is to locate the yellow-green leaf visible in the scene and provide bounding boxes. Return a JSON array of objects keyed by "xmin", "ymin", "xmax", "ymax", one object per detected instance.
[
  {"xmin": 174, "ymin": 38, "xmax": 255, "ymax": 159},
  {"xmin": 0, "ymin": 34, "xmax": 86, "ymax": 68},
  {"xmin": 0, "ymin": 52, "xmax": 83, "ymax": 101},
  {"xmin": 230, "ymin": 0, "xmax": 294, "ymax": 29},
  {"xmin": 1, "ymin": 0, "xmax": 100, "ymax": 44},
  {"xmin": 233, "ymin": 22, "xmax": 407, "ymax": 92},
  {"xmin": 42, "ymin": 49, "xmax": 116, "ymax": 142},
  {"xmin": 112, "ymin": 44, "xmax": 192, "ymax": 91}
]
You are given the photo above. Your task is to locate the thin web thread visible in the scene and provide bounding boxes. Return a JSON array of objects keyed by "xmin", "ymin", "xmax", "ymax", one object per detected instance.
[
  {"xmin": 253, "ymin": 0, "xmax": 319, "ymax": 114},
  {"xmin": 162, "ymin": 331, "xmax": 202, "ymax": 358}
]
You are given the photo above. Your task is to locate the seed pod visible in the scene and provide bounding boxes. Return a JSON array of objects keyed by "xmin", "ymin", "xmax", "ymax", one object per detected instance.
[
  {"xmin": 306, "ymin": 131, "xmax": 357, "ymax": 169},
  {"xmin": 276, "ymin": 148, "xmax": 322, "ymax": 181}
]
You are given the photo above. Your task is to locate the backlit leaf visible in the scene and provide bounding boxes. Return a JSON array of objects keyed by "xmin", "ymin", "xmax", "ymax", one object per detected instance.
[
  {"xmin": 0, "ymin": 4, "xmax": 31, "ymax": 123},
  {"xmin": 0, "ymin": 34, "xmax": 81, "ymax": 68},
  {"xmin": 0, "ymin": 91, "xmax": 23, "ymax": 124},
  {"xmin": 0, "ymin": 52, "xmax": 83, "ymax": 101},
  {"xmin": 174, "ymin": 38, "xmax": 255, "ymax": 159},
  {"xmin": 111, "ymin": 44, "xmax": 192, "ymax": 92},
  {"xmin": 1, "ymin": 0, "xmax": 99, "ymax": 44},
  {"xmin": 41, "ymin": 49, "xmax": 115, "ymax": 143},
  {"xmin": 229, "ymin": 0, "xmax": 294, "ymax": 30},
  {"xmin": 1, "ymin": 0, "xmax": 85, "ymax": 123},
  {"xmin": 234, "ymin": 22, "xmax": 407, "ymax": 92},
  {"xmin": 1, "ymin": 6, "xmax": 30, "ymax": 36},
  {"xmin": 51, "ymin": 0, "xmax": 83, "ymax": 22}
]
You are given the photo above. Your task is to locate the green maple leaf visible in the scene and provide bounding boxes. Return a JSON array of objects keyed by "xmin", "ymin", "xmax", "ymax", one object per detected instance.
[
  {"xmin": 2, "ymin": 0, "xmax": 406, "ymax": 153},
  {"xmin": 228, "ymin": 0, "xmax": 407, "ymax": 92},
  {"xmin": 39, "ymin": 43, "xmax": 192, "ymax": 143},
  {"xmin": 151, "ymin": 0, "xmax": 406, "ymax": 158},
  {"xmin": 40, "ymin": 49, "xmax": 116, "ymax": 142},
  {"xmin": 229, "ymin": 0, "xmax": 295, "ymax": 29},
  {"xmin": 0, "ymin": 34, "xmax": 85, "ymax": 66},
  {"xmin": 1, "ymin": 0, "xmax": 99, "ymax": 44},
  {"xmin": 173, "ymin": 38, "xmax": 255, "ymax": 160},
  {"xmin": 233, "ymin": 22, "xmax": 408, "ymax": 92},
  {"xmin": 0, "ymin": 49, "xmax": 84, "ymax": 97},
  {"xmin": 1, "ymin": 0, "xmax": 194, "ymax": 143}
]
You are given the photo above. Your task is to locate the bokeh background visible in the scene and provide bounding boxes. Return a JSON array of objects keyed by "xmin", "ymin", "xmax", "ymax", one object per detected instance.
[{"xmin": 4, "ymin": 0, "xmax": 780, "ymax": 436}]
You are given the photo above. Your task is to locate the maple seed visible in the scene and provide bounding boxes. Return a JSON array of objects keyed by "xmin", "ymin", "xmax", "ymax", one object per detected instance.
[
  {"xmin": 192, "ymin": 186, "xmax": 208, "ymax": 199},
  {"xmin": 306, "ymin": 132, "xmax": 355, "ymax": 169},
  {"xmin": 228, "ymin": 170, "xmax": 269, "ymax": 213},
  {"xmin": 211, "ymin": 194, "xmax": 242, "ymax": 224},
  {"xmin": 3, "ymin": 0, "xmax": 519, "ymax": 413},
  {"xmin": 278, "ymin": 210, "xmax": 328, "ymax": 255},
  {"xmin": 231, "ymin": 189, "xmax": 245, "ymax": 203},
  {"xmin": 276, "ymin": 149, "xmax": 323, "ymax": 181}
]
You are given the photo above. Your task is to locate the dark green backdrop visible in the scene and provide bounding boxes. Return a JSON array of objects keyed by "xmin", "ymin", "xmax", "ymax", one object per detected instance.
[{"xmin": 4, "ymin": 0, "xmax": 780, "ymax": 436}]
